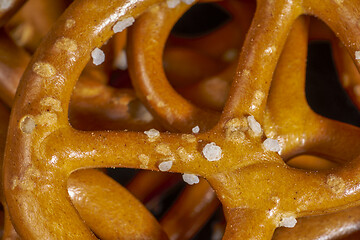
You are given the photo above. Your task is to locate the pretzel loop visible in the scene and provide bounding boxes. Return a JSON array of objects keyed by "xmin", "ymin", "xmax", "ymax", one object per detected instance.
[
  {"xmin": 4, "ymin": 0, "xmax": 360, "ymax": 239},
  {"xmin": 4, "ymin": 0, "xmax": 163, "ymax": 238}
]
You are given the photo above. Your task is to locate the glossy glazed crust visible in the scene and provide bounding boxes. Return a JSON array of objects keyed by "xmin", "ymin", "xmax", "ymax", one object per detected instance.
[{"xmin": 2, "ymin": 0, "xmax": 360, "ymax": 239}]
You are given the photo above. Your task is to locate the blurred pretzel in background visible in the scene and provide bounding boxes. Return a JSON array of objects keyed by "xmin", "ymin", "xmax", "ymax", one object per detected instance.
[{"xmin": 0, "ymin": 0, "xmax": 360, "ymax": 239}]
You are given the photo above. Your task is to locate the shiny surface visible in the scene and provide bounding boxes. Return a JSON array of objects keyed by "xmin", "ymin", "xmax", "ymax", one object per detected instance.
[
  {"xmin": 3, "ymin": 0, "xmax": 360, "ymax": 239},
  {"xmin": 128, "ymin": 0, "xmax": 218, "ymax": 132},
  {"xmin": 4, "ymin": 0, "xmax": 164, "ymax": 238},
  {"xmin": 0, "ymin": 23, "xmax": 167, "ymax": 239}
]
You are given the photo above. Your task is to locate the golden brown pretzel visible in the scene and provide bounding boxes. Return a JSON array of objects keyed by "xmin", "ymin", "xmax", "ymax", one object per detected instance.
[
  {"xmin": 4, "ymin": 0, "xmax": 360, "ymax": 239},
  {"xmin": 129, "ymin": 1, "xmax": 360, "ymax": 239},
  {"xmin": 129, "ymin": 4, "xmax": 360, "ymax": 238},
  {"xmin": 128, "ymin": 0, "xmax": 218, "ymax": 132},
  {"xmin": 0, "ymin": 29, "xmax": 168, "ymax": 240},
  {"xmin": 0, "ymin": 2, "xmax": 170, "ymax": 238},
  {"xmin": 4, "ymin": 0, "xmax": 167, "ymax": 237}
]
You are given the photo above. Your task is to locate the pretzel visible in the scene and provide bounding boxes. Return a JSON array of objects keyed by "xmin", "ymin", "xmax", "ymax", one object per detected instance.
[
  {"xmin": 332, "ymin": 38, "xmax": 360, "ymax": 110},
  {"xmin": 129, "ymin": 1, "xmax": 360, "ymax": 238},
  {"xmin": 0, "ymin": 2, "xmax": 170, "ymax": 238},
  {"xmin": 130, "ymin": 3, "xmax": 360, "ymax": 238},
  {"xmin": 0, "ymin": 28, "xmax": 169, "ymax": 240},
  {"xmin": 3, "ymin": 0, "xmax": 360, "ymax": 239}
]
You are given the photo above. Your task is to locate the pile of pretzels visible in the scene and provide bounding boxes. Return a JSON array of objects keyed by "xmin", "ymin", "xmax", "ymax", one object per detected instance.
[{"xmin": 0, "ymin": 0, "xmax": 360, "ymax": 239}]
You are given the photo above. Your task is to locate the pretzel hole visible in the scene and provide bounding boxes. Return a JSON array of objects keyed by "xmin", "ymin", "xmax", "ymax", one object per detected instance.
[
  {"xmin": 306, "ymin": 19, "xmax": 360, "ymax": 126},
  {"xmin": 165, "ymin": 1, "xmax": 254, "ymax": 110},
  {"xmin": 287, "ymin": 155, "xmax": 338, "ymax": 170},
  {"xmin": 171, "ymin": 3, "xmax": 231, "ymax": 38}
]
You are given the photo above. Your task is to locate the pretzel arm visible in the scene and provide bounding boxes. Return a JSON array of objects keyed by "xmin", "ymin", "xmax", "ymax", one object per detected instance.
[
  {"xmin": 4, "ymin": 0, "xmax": 166, "ymax": 238},
  {"xmin": 43, "ymin": 128, "xmax": 213, "ymax": 176},
  {"xmin": 128, "ymin": 1, "xmax": 219, "ymax": 132},
  {"xmin": 68, "ymin": 169, "xmax": 168, "ymax": 240},
  {"xmin": 273, "ymin": 205, "xmax": 360, "ymax": 239},
  {"xmin": 264, "ymin": 16, "xmax": 360, "ymax": 163},
  {"xmin": 218, "ymin": 0, "xmax": 302, "ymax": 125},
  {"xmin": 0, "ymin": 29, "xmax": 30, "ymax": 107},
  {"xmin": 160, "ymin": 179, "xmax": 219, "ymax": 239},
  {"xmin": 222, "ymin": 208, "xmax": 276, "ymax": 240},
  {"xmin": 304, "ymin": 0, "xmax": 360, "ymax": 71}
]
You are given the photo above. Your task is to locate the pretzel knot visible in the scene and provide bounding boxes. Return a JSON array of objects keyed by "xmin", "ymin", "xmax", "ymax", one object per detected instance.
[{"xmin": 2, "ymin": 0, "xmax": 360, "ymax": 239}]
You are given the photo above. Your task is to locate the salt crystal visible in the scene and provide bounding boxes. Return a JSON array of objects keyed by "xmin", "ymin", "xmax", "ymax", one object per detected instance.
[
  {"xmin": 356, "ymin": 51, "xmax": 360, "ymax": 60},
  {"xmin": 247, "ymin": 115, "xmax": 262, "ymax": 136},
  {"xmin": 91, "ymin": 48, "xmax": 105, "ymax": 66},
  {"xmin": 0, "ymin": 0, "xmax": 11, "ymax": 10},
  {"xmin": 113, "ymin": 17, "xmax": 135, "ymax": 33},
  {"xmin": 181, "ymin": 0, "xmax": 195, "ymax": 5},
  {"xmin": 20, "ymin": 115, "xmax": 36, "ymax": 134},
  {"xmin": 182, "ymin": 173, "xmax": 199, "ymax": 185},
  {"xmin": 167, "ymin": 0, "xmax": 180, "ymax": 8},
  {"xmin": 263, "ymin": 138, "xmax": 281, "ymax": 152},
  {"xmin": 202, "ymin": 142, "xmax": 222, "ymax": 161},
  {"xmin": 192, "ymin": 125, "xmax": 200, "ymax": 134},
  {"xmin": 144, "ymin": 128, "xmax": 160, "ymax": 140},
  {"xmin": 279, "ymin": 216, "xmax": 297, "ymax": 228},
  {"xmin": 158, "ymin": 160, "xmax": 173, "ymax": 171}
]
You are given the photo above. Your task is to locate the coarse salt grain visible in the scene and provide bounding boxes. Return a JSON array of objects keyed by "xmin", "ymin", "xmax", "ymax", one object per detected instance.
[
  {"xmin": 279, "ymin": 216, "xmax": 297, "ymax": 228},
  {"xmin": 20, "ymin": 115, "xmax": 36, "ymax": 134},
  {"xmin": 158, "ymin": 160, "xmax": 173, "ymax": 172},
  {"xmin": 247, "ymin": 115, "xmax": 262, "ymax": 136},
  {"xmin": 0, "ymin": 0, "xmax": 11, "ymax": 10},
  {"xmin": 115, "ymin": 50, "xmax": 128, "ymax": 70},
  {"xmin": 144, "ymin": 128, "xmax": 160, "ymax": 139},
  {"xmin": 113, "ymin": 17, "xmax": 135, "ymax": 33},
  {"xmin": 192, "ymin": 125, "xmax": 200, "ymax": 134},
  {"xmin": 356, "ymin": 51, "xmax": 360, "ymax": 60},
  {"xmin": 181, "ymin": 0, "xmax": 195, "ymax": 5},
  {"xmin": 182, "ymin": 174, "xmax": 199, "ymax": 185},
  {"xmin": 91, "ymin": 48, "xmax": 105, "ymax": 66},
  {"xmin": 167, "ymin": 0, "xmax": 180, "ymax": 8},
  {"xmin": 202, "ymin": 142, "xmax": 222, "ymax": 161},
  {"xmin": 263, "ymin": 138, "xmax": 281, "ymax": 152}
]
